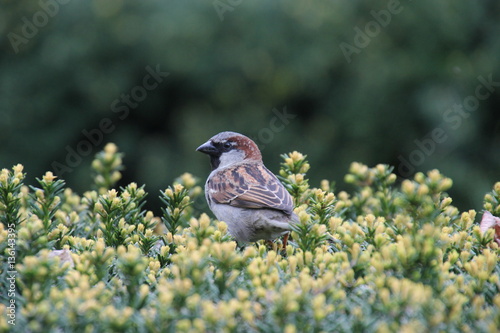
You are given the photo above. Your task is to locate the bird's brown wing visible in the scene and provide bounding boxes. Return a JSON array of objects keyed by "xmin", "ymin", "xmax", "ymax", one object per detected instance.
[{"xmin": 208, "ymin": 162, "xmax": 294, "ymax": 215}]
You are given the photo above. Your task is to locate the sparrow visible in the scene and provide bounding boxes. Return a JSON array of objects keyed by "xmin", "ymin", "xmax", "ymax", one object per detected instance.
[{"xmin": 196, "ymin": 131, "xmax": 297, "ymax": 243}]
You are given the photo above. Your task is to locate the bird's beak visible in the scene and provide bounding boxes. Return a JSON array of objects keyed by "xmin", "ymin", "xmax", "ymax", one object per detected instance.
[{"xmin": 196, "ymin": 141, "xmax": 218, "ymax": 155}]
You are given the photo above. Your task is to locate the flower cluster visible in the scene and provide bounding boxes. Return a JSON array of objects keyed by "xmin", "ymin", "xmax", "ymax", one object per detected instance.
[
  {"xmin": 91, "ymin": 143, "xmax": 123, "ymax": 194},
  {"xmin": 0, "ymin": 164, "xmax": 25, "ymax": 226},
  {"xmin": 1, "ymin": 144, "xmax": 499, "ymax": 332}
]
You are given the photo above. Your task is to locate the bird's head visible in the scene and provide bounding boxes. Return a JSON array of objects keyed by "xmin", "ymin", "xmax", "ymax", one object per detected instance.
[{"xmin": 196, "ymin": 131, "xmax": 262, "ymax": 170}]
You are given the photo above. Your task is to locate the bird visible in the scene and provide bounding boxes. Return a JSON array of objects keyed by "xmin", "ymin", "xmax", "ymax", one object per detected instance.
[{"xmin": 196, "ymin": 131, "xmax": 297, "ymax": 244}]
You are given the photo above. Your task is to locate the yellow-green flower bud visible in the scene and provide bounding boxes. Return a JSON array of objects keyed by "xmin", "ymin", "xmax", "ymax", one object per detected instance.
[{"xmin": 104, "ymin": 143, "xmax": 118, "ymax": 154}]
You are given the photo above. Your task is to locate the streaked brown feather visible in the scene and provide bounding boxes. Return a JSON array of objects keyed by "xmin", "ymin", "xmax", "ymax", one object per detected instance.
[{"xmin": 208, "ymin": 162, "xmax": 293, "ymax": 215}]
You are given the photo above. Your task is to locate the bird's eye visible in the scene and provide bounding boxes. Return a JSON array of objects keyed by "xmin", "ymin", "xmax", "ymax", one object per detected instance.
[{"xmin": 223, "ymin": 142, "xmax": 232, "ymax": 150}]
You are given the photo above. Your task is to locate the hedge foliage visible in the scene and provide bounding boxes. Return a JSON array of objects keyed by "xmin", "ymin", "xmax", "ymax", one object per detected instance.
[{"xmin": 1, "ymin": 143, "xmax": 499, "ymax": 332}]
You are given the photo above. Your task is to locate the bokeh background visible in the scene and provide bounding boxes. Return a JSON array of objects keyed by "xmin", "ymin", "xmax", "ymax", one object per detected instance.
[{"xmin": 1, "ymin": 0, "xmax": 499, "ymax": 214}]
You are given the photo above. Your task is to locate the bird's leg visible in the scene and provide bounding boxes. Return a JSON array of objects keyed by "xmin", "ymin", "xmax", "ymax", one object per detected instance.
[{"xmin": 282, "ymin": 232, "xmax": 290, "ymax": 250}]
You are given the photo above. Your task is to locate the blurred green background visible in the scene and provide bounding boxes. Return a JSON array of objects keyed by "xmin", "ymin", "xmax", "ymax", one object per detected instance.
[{"xmin": 1, "ymin": 0, "xmax": 499, "ymax": 214}]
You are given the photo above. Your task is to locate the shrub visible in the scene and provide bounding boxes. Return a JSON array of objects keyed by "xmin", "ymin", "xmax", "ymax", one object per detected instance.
[{"xmin": 1, "ymin": 144, "xmax": 499, "ymax": 332}]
